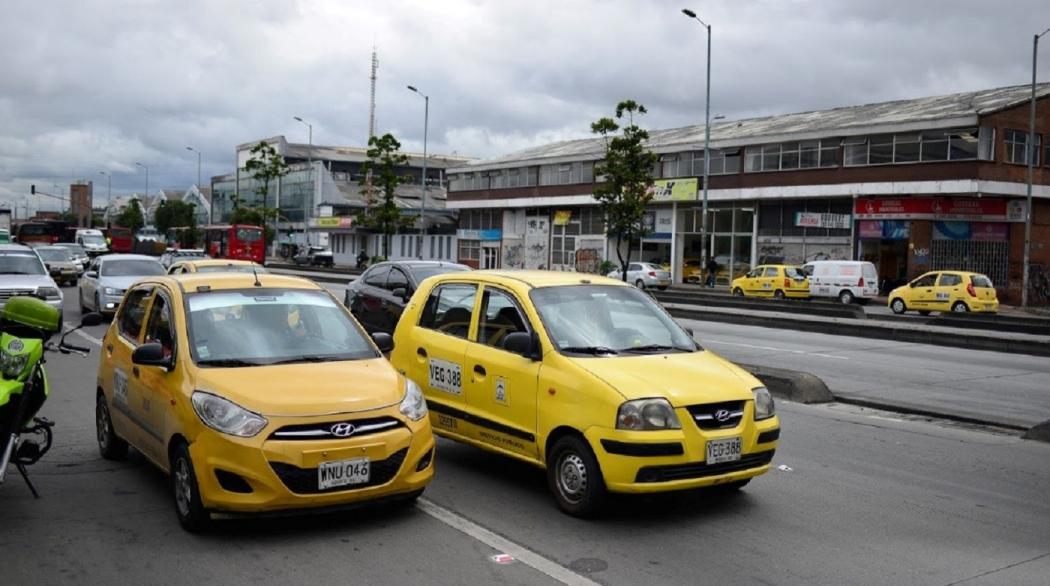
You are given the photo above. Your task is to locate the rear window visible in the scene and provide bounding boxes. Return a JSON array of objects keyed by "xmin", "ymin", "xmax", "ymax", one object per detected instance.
[
  {"xmin": 862, "ymin": 263, "xmax": 877, "ymax": 280},
  {"xmin": 785, "ymin": 267, "xmax": 805, "ymax": 279},
  {"xmin": 409, "ymin": 265, "xmax": 471, "ymax": 282},
  {"xmin": 971, "ymin": 275, "xmax": 993, "ymax": 288},
  {"xmin": 236, "ymin": 228, "xmax": 262, "ymax": 242},
  {"xmin": 102, "ymin": 259, "xmax": 165, "ymax": 277}
]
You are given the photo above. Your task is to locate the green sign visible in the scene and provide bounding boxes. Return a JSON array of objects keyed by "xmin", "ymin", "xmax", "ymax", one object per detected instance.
[{"xmin": 649, "ymin": 178, "xmax": 698, "ymax": 202}]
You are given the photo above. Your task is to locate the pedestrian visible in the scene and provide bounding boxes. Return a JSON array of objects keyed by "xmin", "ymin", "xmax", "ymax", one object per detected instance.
[
  {"xmin": 706, "ymin": 257, "xmax": 718, "ymax": 288},
  {"xmin": 356, "ymin": 249, "xmax": 369, "ymax": 270}
]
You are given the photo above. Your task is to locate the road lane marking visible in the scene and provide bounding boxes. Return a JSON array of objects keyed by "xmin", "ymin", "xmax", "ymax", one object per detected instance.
[
  {"xmin": 703, "ymin": 338, "xmax": 849, "ymax": 360},
  {"xmin": 416, "ymin": 498, "xmax": 601, "ymax": 586},
  {"xmin": 66, "ymin": 324, "xmax": 102, "ymax": 347}
]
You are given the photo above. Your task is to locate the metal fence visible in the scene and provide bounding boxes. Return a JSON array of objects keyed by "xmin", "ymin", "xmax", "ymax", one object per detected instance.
[{"xmin": 931, "ymin": 240, "xmax": 1008, "ymax": 286}]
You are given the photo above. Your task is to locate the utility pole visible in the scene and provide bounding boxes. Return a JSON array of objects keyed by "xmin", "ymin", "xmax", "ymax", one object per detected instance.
[
  {"xmin": 683, "ymin": 8, "xmax": 713, "ymax": 284},
  {"xmin": 408, "ymin": 85, "xmax": 430, "ymax": 259},
  {"xmin": 1023, "ymin": 26, "xmax": 1050, "ymax": 308},
  {"xmin": 294, "ymin": 116, "xmax": 313, "ymax": 248}
]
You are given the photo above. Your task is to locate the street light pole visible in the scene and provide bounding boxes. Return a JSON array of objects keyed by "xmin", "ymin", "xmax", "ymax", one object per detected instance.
[
  {"xmin": 408, "ymin": 85, "xmax": 429, "ymax": 259},
  {"xmin": 135, "ymin": 161, "xmax": 149, "ymax": 199},
  {"xmin": 683, "ymin": 8, "xmax": 713, "ymax": 284},
  {"xmin": 293, "ymin": 117, "xmax": 313, "ymax": 248},
  {"xmin": 185, "ymin": 146, "xmax": 202, "ymax": 193},
  {"xmin": 1023, "ymin": 26, "xmax": 1050, "ymax": 308}
]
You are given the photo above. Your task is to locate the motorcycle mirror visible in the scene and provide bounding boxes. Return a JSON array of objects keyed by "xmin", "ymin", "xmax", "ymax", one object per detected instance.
[{"xmin": 80, "ymin": 313, "xmax": 104, "ymax": 327}]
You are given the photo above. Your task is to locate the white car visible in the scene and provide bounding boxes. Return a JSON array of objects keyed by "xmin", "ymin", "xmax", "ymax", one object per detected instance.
[
  {"xmin": 78, "ymin": 254, "xmax": 165, "ymax": 315},
  {"xmin": 605, "ymin": 262, "xmax": 672, "ymax": 290},
  {"xmin": 802, "ymin": 260, "xmax": 879, "ymax": 304},
  {"xmin": 159, "ymin": 248, "xmax": 207, "ymax": 268}
]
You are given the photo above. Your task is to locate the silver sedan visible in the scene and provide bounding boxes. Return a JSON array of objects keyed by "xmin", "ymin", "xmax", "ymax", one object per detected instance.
[{"xmin": 78, "ymin": 254, "xmax": 165, "ymax": 315}]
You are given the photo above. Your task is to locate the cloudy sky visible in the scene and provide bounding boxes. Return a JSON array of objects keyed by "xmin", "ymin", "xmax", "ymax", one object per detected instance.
[{"xmin": 2, "ymin": 0, "xmax": 1048, "ymax": 214}]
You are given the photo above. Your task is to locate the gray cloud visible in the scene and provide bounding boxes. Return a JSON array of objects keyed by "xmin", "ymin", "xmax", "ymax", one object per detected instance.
[{"xmin": 1, "ymin": 0, "xmax": 1048, "ymax": 214}]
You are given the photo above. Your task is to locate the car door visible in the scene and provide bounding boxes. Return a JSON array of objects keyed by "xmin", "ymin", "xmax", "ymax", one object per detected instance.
[
  {"xmin": 627, "ymin": 263, "xmax": 642, "ymax": 284},
  {"xmin": 101, "ymin": 285, "xmax": 153, "ymax": 451},
  {"xmin": 378, "ymin": 266, "xmax": 411, "ymax": 334},
  {"xmin": 759, "ymin": 266, "xmax": 779, "ymax": 295},
  {"xmin": 80, "ymin": 257, "xmax": 101, "ymax": 309},
  {"xmin": 909, "ymin": 273, "xmax": 939, "ymax": 309},
  {"xmin": 461, "ymin": 285, "xmax": 540, "ymax": 459},
  {"xmin": 349, "ymin": 265, "xmax": 390, "ymax": 333},
  {"xmin": 933, "ymin": 273, "xmax": 963, "ymax": 311},
  {"xmin": 405, "ymin": 282, "xmax": 479, "ymax": 437},
  {"xmin": 135, "ymin": 287, "xmax": 184, "ymax": 464}
]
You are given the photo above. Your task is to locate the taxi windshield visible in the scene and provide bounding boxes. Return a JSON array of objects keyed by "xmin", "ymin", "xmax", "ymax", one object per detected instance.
[
  {"xmin": 186, "ymin": 288, "xmax": 377, "ymax": 366},
  {"xmin": 530, "ymin": 285, "xmax": 697, "ymax": 355}
]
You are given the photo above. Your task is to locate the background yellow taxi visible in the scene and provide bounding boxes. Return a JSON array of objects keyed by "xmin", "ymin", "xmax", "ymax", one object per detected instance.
[
  {"xmin": 731, "ymin": 264, "xmax": 810, "ymax": 299},
  {"xmin": 390, "ymin": 271, "xmax": 779, "ymax": 517},
  {"xmin": 888, "ymin": 271, "xmax": 999, "ymax": 315},
  {"xmin": 94, "ymin": 273, "xmax": 433, "ymax": 531},
  {"xmin": 167, "ymin": 258, "xmax": 267, "ymax": 275}
]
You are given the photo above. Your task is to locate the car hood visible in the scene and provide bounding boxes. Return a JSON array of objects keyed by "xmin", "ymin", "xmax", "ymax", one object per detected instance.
[
  {"xmin": 193, "ymin": 358, "xmax": 405, "ymax": 417},
  {"xmin": 569, "ymin": 350, "xmax": 758, "ymax": 406},
  {"xmin": 99, "ymin": 275, "xmax": 152, "ymax": 290},
  {"xmin": 0, "ymin": 274, "xmax": 54, "ymax": 290},
  {"xmin": 45, "ymin": 261, "xmax": 77, "ymax": 270}
]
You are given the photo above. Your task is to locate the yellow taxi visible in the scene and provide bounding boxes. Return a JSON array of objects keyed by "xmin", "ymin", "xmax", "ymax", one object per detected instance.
[
  {"xmin": 888, "ymin": 271, "xmax": 999, "ymax": 315},
  {"xmin": 94, "ymin": 273, "xmax": 434, "ymax": 531},
  {"xmin": 682, "ymin": 258, "xmax": 703, "ymax": 283},
  {"xmin": 731, "ymin": 265, "xmax": 809, "ymax": 299},
  {"xmin": 390, "ymin": 271, "xmax": 779, "ymax": 516},
  {"xmin": 168, "ymin": 258, "xmax": 267, "ymax": 275}
]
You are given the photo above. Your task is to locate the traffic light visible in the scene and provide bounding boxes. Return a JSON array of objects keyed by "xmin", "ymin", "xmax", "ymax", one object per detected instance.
[{"xmin": 30, "ymin": 184, "xmax": 35, "ymax": 194}]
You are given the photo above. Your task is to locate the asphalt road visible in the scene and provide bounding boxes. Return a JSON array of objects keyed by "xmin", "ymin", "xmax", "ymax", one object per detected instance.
[{"xmin": 1, "ymin": 286, "xmax": 1048, "ymax": 585}]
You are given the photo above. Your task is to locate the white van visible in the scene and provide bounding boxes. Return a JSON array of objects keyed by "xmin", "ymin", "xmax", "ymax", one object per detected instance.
[
  {"xmin": 74, "ymin": 228, "xmax": 109, "ymax": 255},
  {"xmin": 802, "ymin": 260, "xmax": 879, "ymax": 304}
]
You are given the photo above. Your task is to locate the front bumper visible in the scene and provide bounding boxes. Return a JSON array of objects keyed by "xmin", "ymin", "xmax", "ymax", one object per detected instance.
[
  {"xmin": 100, "ymin": 293, "xmax": 124, "ymax": 314},
  {"xmin": 190, "ymin": 408, "xmax": 435, "ymax": 513},
  {"xmin": 584, "ymin": 411, "xmax": 780, "ymax": 494}
]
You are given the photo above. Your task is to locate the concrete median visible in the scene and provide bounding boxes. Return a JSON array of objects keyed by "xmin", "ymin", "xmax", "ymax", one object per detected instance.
[
  {"xmin": 1022, "ymin": 421, "xmax": 1050, "ymax": 443},
  {"xmin": 740, "ymin": 363, "xmax": 835, "ymax": 404}
]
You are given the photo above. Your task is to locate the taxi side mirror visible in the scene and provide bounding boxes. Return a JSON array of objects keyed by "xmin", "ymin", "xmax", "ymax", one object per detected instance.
[
  {"xmin": 86, "ymin": 271, "xmax": 98, "ymax": 279},
  {"xmin": 371, "ymin": 332, "xmax": 394, "ymax": 353},
  {"xmin": 503, "ymin": 331, "xmax": 541, "ymax": 361},
  {"xmin": 80, "ymin": 312, "xmax": 103, "ymax": 327},
  {"xmin": 132, "ymin": 343, "xmax": 173, "ymax": 371}
]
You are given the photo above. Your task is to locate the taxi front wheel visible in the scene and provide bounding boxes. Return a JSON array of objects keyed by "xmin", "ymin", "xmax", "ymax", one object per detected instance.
[
  {"xmin": 547, "ymin": 435, "xmax": 606, "ymax": 517},
  {"xmin": 96, "ymin": 393, "xmax": 128, "ymax": 460},
  {"xmin": 171, "ymin": 443, "xmax": 211, "ymax": 533}
]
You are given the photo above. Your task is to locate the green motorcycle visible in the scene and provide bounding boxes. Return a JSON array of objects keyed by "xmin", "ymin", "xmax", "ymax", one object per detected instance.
[{"xmin": 0, "ymin": 296, "xmax": 101, "ymax": 497}]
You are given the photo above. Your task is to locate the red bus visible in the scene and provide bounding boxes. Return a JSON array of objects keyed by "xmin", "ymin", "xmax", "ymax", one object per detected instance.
[
  {"xmin": 107, "ymin": 226, "xmax": 134, "ymax": 253},
  {"xmin": 15, "ymin": 221, "xmax": 68, "ymax": 245},
  {"xmin": 202, "ymin": 224, "xmax": 265, "ymax": 264}
]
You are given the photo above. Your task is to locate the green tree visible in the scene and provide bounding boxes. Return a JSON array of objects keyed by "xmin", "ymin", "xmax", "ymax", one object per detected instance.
[
  {"xmin": 243, "ymin": 141, "xmax": 290, "ymax": 252},
  {"xmin": 115, "ymin": 199, "xmax": 145, "ymax": 233},
  {"xmin": 356, "ymin": 133, "xmax": 412, "ymax": 257},
  {"xmin": 591, "ymin": 100, "xmax": 659, "ymax": 281},
  {"xmin": 154, "ymin": 200, "xmax": 200, "ymax": 248}
]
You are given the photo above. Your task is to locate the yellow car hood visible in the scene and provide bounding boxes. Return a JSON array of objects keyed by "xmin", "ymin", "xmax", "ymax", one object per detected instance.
[
  {"xmin": 570, "ymin": 351, "xmax": 758, "ymax": 406},
  {"xmin": 193, "ymin": 358, "xmax": 404, "ymax": 417}
]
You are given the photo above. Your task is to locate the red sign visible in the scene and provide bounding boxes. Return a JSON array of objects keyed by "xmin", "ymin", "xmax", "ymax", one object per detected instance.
[{"xmin": 854, "ymin": 197, "xmax": 1023, "ymax": 222}]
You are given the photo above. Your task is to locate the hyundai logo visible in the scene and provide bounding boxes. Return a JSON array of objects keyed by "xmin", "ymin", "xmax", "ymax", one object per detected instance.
[
  {"xmin": 713, "ymin": 409, "xmax": 731, "ymax": 422},
  {"xmin": 330, "ymin": 422, "xmax": 356, "ymax": 437}
]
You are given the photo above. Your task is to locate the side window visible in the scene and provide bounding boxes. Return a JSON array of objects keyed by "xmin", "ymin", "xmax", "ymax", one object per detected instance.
[
  {"xmin": 386, "ymin": 268, "xmax": 409, "ymax": 291},
  {"xmin": 913, "ymin": 273, "xmax": 937, "ymax": 287},
  {"xmin": 364, "ymin": 266, "xmax": 390, "ymax": 288},
  {"xmin": 763, "ymin": 267, "xmax": 779, "ymax": 277},
  {"xmin": 118, "ymin": 288, "xmax": 152, "ymax": 342},
  {"xmin": 478, "ymin": 288, "xmax": 529, "ymax": 349},
  {"xmin": 938, "ymin": 274, "xmax": 962, "ymax": 287},
  {"xmin": 143, "ymin": 293, "xmax": 175, "ymax": 359},
  {"xmin": 419, "ymin": 284, "xmax": 477, "ymax": 339},
  {"xmin": 628, "ymin": 263, "xmax": 642, "ymax": 271},
  {"xmin": 802, "ymin": 264, "xmax": 814, "ymax": 277}
]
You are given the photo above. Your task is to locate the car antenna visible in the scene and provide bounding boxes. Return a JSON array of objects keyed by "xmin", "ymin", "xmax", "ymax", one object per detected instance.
[{"xmin": 251, "ymin": 263, "xmax": 262, "ymax": 287}]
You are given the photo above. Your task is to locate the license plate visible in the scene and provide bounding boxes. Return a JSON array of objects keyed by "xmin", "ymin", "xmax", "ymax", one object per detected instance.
[
  {"xmin": 706, "ymin": 437, "xmax": 742, "ymax": 464},
  {"xmin": 317, "ymin": 457, "xmax": 370, "ymax": 490},
  {"xmin": 428, "ymin": 358, "xmax": 462, "ymax": 395}
]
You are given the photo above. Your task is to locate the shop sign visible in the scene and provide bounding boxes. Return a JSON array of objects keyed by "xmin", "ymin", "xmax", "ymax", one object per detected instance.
[
  {"xmin": 933, "ymin": 221, "xmax": 1008, "ymax": 242},
  {"xmin": 456, "ymin": 228, "xmax": 502, "ymax": 241},
  {"xmin": 794, "ymin": 212, "xmax": 852, "ymax": 229},
  {"xmin": 854, "ymin": 197, "xmax": 1022, "ymax": 222},
  {"xmin": 859, "ymin": 220, "xmax": 910, "ymax": 240},
  {"xmin": 553, "ymin": 210, "xmax": 573, "ymax": 225},
  {"xmin": 649, "ymin": 178, "xmax": 699, "ymax": 202},
  {"xmin": 309, "ymin": 216, "xmax": 354, "ymax": 229}
]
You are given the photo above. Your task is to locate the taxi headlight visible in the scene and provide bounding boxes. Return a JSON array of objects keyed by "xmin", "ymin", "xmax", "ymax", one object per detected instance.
[
  {"xmin": 753, "ymin": 386, "xmax": 775, "ymax": 420},
  {"xmin": 616, "ymin": 398, "xmax": 681, "ymax": 430},
  {"xmin": 36, "ymin": 286, "xmax": 61, "ymax": 300},
  {"xmin": 399, "ymin": 379, "xmax": 428, "ymax": 421},
  {"xmin": 190, "ymin": 391, "xmax": 268, "ymax": 437},
  {"xmin": 0, "ymin": 349, "xmax": 29, "ymax": 378},
  {"xmin": 103, "ymin": 287, "xmax": 122, "ymax": 296}
]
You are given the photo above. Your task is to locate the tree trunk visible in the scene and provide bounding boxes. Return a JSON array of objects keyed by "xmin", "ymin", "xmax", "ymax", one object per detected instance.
[{"xmin": 616, "ymin": 233, "xmax": 628, "ymax": 282}]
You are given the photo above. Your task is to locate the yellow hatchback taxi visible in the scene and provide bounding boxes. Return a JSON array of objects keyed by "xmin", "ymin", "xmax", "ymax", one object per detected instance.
[
  {"xmin": 95, "ymin": 273, "xmax": 434, "ymax": 531},
  {"xmin": 888, "ymin": 271, "xmax": 999, "ymax": 315},
  {"xmin": 390, "ymin": 271, "xmax": 779, "ymax": 516},
  {"xmin": 731, "ymin": 265, "xmax": 809, "ymax": 299},
  {"xmin": 168, "ymin": 258, "xmax": 267, "ymax": 275}
]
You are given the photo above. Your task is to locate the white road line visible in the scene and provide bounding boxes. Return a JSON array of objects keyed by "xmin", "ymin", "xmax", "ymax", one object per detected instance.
[
  {"xmin": 703, "ymin": 338, "xmax": 849, "ymax": 360},
  {"xmin": 416, "ymin": 498, "xmax": 601, "ymax": 586},
  {"xmin": 66, "ymin": 324, "xmax": 102, "ymax": 347}
]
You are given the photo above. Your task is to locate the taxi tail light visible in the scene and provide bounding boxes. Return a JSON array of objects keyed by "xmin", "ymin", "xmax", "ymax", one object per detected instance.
[
  {"xmin": 857, "ymin": 276, "xmax": 865, "ymax": 287},
  {"xmin": 648, "ymin": 271, "xmax": 656, "ymax": 277},
  {"xmin": 966, "ymin": 283, "xmax": 977, "ymax": 297},
  {"xmin": 784, "ymin": 278, "xmax": 790, "ymax": 288}
]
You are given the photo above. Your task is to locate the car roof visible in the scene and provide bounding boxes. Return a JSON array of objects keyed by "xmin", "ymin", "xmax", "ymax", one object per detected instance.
[
  {"xmin": 374, "ymin": 260, "xmax": 468, "ymax": 269},
  {"xmin": 100, "ymin": 254, "xmax": 160, "ymax": 262},
  {"xmin": 0, "ymin": 244, "xmax": 35, "ymax": 252},
  {"xmin": 178, "ymin": 259, "xmax": 258, "ymax": 267},
  {"xmin": 427, "ymin": 270, "xmax": 630, "ymax": 291},
  {"xmin": 168, "ymin": 273, "xmax": 324, "ymax": 293}
]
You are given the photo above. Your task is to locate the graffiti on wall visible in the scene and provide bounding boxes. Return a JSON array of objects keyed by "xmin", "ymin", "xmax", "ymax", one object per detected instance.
[
  {"xmin": 502, "ymin": 238, "xmax": 524, "ymax": 269},
  {"xmin": 525, "ymin": 217, "xmax": 550, "ymax": 270},
  {"xmin": 758, "ymin": 243, "xmax": 850, "ymax": 265},
  {"xmin": 575, "ymin": 248, "xmax": 601, "ymax": 273},
  {"xmin": 1029, "ymin": 263, "xmax": 1050, "ymax": 306}
]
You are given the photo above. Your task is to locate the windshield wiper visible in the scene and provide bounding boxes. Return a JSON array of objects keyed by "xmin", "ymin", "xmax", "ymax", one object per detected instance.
[
  {"xmin": 197, "ymin": 358, "xmax": 261, "ymax": 367},
  {"xmin": 0, "ymin": 271, "xmax": 33, "ymax": 275},
  {"xmin": 264, "ymin": 355, "xmax": 347, "ymax": 365},
  {"xmin": 560, "ymin": 345, "xmax": 619, "ymax": 355},
  {"xmin": 622, "ymin": 344, "xmax": 693, "ymax": 353}
]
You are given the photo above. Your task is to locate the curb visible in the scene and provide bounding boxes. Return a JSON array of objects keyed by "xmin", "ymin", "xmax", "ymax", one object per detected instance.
[
  {"xmin": 739, "ymin": 363, "xmax": 835, "ymax": 404},
  {"xmin": 1022, "ymin": 420, "xmax": 1050, "ymax": 443}
]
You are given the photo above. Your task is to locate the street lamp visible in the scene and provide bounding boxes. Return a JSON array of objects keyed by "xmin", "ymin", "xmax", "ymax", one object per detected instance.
[
  {"xmin": 682, "ymin": 8, "xmax": 713, "ymax": 283},
  {"xmin": 134, "ymin": 161, "xmax": 149, "ymax": 199},
  {"xmin": 185, "ymin": 146, "xmax": 202, "ymax": 193},
  {"xmin": 1023, "ymin": 25, "xmax": 1050, "ymax": 308},
  {"xmin": 293, "ymin": 116, "xmax": 313, "ymax": 248},
  {"xmin": 407, "ymin": 85, "xmax": 429, "ymax": 259}
]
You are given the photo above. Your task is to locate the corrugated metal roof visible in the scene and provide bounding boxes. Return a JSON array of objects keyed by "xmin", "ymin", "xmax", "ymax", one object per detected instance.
[{"xmin": 452, "ymin": 83, "xmax": 1050, "ymax": 171}]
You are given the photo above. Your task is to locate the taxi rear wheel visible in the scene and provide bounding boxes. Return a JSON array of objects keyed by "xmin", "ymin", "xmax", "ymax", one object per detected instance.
[
  {"xmin": 890, "ymin": 298, "xmax": 907, "ymax": 314},
  {"xmin": 773, "ymin": 290, "xmax": 785, "ymax": 300},
  {"xmin": 547, "ymin": 435, "xmax": 606, "ymax": 517},
  {"xmin": 96, "ymin": 392, "xmax": 128, "ymax": 460},
  {"xmin": 951, "ymin": 301, "xmax": 970, "ymax": 313},
  {"xmin": 733, "ymin": 288, "xmax": 744, "ymax": 297},
  {"xmin": 171, "ymin": 442, "xmax": 211, "ymax": 533}
]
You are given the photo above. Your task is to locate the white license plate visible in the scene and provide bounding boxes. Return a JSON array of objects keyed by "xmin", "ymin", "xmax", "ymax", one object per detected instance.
[
  {"xmin": 706, "ymin": 437, "xmax": 742, "ymax": 464},
  {"xmin": 428, "ymin": 358, "xmax": 462, "ymax": 395},
  {"xmin": 317, "ymin": 457, "xmax": 371, "ymax": 490}
]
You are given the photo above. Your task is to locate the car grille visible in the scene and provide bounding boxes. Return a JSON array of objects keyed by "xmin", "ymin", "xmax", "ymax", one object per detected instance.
[
  {"xmin": 268, "ymin": 416, "xmax": 403, "ymax": 441},
  {"xmin": 686, "ymin": 401, "xmax": 746, "ymax": 430},
  {"xmin": 269, "ymin": 448, "xmax": 408, "ymax": 494},
  {"xmin": 635, "ymin": 450, "xmax": 775, "ymax": 483},
  {"xmin": 0, "ymin": 289, "xmax": 36, "ymax": 302}
]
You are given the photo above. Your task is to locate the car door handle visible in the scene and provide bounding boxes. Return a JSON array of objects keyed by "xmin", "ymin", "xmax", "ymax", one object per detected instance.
[
  {"xmin": 474, "ymin": 364, "xmax": 486, "ymax": 376},
  {"xmin": 417, "ymin": 347, "xmax": 428, "ymax": 358},
  {"xmin": 132, "ymin": 366, "xmax": 140, "ymax": 378},
  {"xmin": 106, "ymin": 344, "xmax": 113, "ymax": 353}
]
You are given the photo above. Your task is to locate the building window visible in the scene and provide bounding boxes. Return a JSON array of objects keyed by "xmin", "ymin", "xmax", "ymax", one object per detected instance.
[
  {"xmin": 745, "ymin": 140, "xmax": 837, "ymax": 172},
  {"xmin": 1044, "ymin": 135, "xmax": 1050, "ymax": 167},
  {"xmin": 1005, "ymin": 129, "xmax": 1040, "ymax": 165},
  {"xmin": 507, "ymin": 168, "xmax": 520, "ymax": 188},
  {"xmin": 692, "ymin": 149, "xmax": 741, "ymax": 175},
  {"xmin": 458, "ymin": 239, "xmax": 480, "ymax": 261},
  {"xmin": 525, "ymin": 166, "xmax": 539, "ymax": 186}
]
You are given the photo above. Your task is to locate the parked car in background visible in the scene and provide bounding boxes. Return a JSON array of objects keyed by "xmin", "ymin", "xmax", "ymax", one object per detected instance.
[
  {"xmin": 682, "ymin": 258, "xmax": 702, "ymax": 283},
  {"xmin": 605, "ymin": 262, "xmax": 671, "ymax": 290},
  {"xmin": 802, "ymin": 260, "xmax": 879, "ymax": 304},
  {"xmin": 293, "ymin": 245, "xmax": 335, "ymax": 268},
  {"xmin": 0, "ymin": 244, "xmax": 63, "ymax": 315},
  {"xmin": 0, "ymin": 229, "xmax": 11, "ymax": 244},
  {"xmin": 54, "ymin": 243, "xmax": 88, "ymax": 275},
  {"xmin": 159, "ymin": 248, "xmax": 208, "ymax": 268},
  {"xmin": 34, "ymin": 246, "xmax": 80, "ymax": 286},
  {"xmin": 888, "ymin": 271, "xmax": 999, "ymax": 315},
  {"xmin": 78, "ymin": 254, "xmax": 165, "ymax": 315},
  {"xmin": 168, "ymin": 258, "xmax": 267, "ymax": 275},
  {"xmin": 74, "ymin": 228, "xmax": 109, "ymax": 256},
  {"xmin": 345, "ymin": 260, "xmax": 472, "ymax": 334},
  {"xmin": 731, "ymin": 265, "xmax": 809, "ymax": 299}
]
